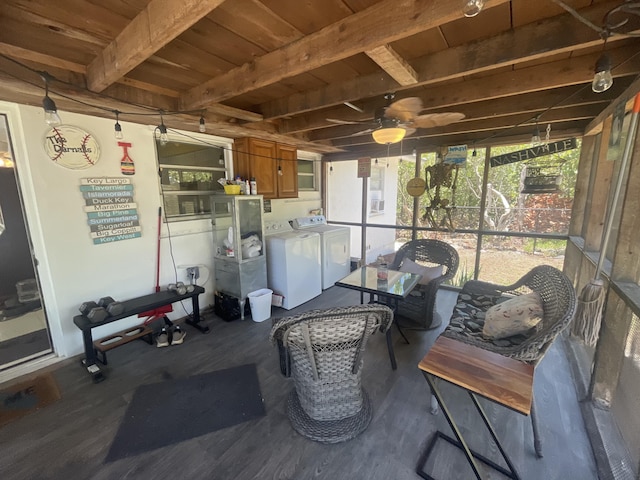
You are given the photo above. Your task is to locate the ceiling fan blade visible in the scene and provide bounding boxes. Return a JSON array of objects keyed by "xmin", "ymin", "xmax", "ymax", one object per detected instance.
[
  {"xmin": 384, "ymin": 97, "xmax": 423, "ymax": 122},
  {"xmin": 402, "ymin": 127, "xmax": 416, "ymax": 137},
  {"xmin": 349, "ymin": 128, "xmax": 375, "ymax": 136},
  {"xmin": 411, "ymin": 112, "xmax": 466, "ymax": 129},
  {"xmin": 326, "ymin": 118, "xmax": 363, "ymax": 125},
  {"xmin": 343, "ymin": 101, "xmax": 364, "ymax": 113}
]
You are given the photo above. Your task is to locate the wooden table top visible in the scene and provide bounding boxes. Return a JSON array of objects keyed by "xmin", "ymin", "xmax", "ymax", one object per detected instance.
[{"xmin": 419, "ymin": 336, "xmax": 534, "ymax": 415}]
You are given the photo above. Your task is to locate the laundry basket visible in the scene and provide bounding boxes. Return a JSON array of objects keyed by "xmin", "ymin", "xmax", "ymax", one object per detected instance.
[{"xmin": 248, "ymin": 289, "xmax": 273, "ymax": 322}]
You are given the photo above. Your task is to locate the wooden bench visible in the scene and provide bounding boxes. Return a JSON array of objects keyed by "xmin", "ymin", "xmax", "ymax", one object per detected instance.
[
  {"xmin": 417, "ymin": 336, "xmax": 534, "ymax": 480},
  {"xmin": 93, "ymin": 324, "xmax": 153, "ymax": 365}
]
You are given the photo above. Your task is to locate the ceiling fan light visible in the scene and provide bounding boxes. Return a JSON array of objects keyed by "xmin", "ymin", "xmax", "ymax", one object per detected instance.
[{"xmin": 372, "ymin": 127, "xmax": 406, "ymax": 145}]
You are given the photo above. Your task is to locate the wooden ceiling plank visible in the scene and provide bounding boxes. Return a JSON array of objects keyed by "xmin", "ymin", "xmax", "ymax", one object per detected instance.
[
  {"xmin": 0, "ymin": 43, "xmax": 87, "ymax": 74},
  {"xmin": 365, "ymin": 45, "xmax": 418, "ymax": 86},
  {"xmin": 86, "ymin": 0, "xmax": 226, "ymax": 92},
  {"xmin": 259, "ymin": 0, "xmax": 636, "ymax": 119},
  {"xmin": 181, "ymin": 0, "xmax": 512, "ymax": 109}
]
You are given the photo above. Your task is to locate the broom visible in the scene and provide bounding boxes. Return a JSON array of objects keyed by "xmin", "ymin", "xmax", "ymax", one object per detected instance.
[
  {"xmin": 572, "ymin": 93, "xmax": 640, "ymax": 346},
  {"xmin": 139, "ymin": 207, "xmax": 173, "ymax": 326}
]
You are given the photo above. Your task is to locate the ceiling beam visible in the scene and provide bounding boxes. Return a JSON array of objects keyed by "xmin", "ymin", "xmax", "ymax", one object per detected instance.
[
  {"xmin": 181, "ymin": 0, "xmax": 512, "ymax": 109},
  {"xmin": 86, "ymin": 0, "xmax": 226, "ymax": 92},
  {"xmin": 260, "ymin": 0, "xmax": 639, "ymax": 120},
  {"xmin": 365, "ymin": 45, "xmax": 418, "ymax": 86}
]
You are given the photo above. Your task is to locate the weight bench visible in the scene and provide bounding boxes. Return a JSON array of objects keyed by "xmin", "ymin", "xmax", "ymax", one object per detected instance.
[{"xmin": 93, "ymin": 324, "xmax": 153, "ymax": 365}]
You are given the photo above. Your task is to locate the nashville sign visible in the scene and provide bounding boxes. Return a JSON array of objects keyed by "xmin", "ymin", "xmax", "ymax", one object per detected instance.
[{"xmin": 490, "ymin": 138, "xmax": 577, "ymax": 167}]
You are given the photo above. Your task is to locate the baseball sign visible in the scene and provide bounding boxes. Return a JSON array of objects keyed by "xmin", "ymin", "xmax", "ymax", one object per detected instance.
[{"xmin": 44, "ymin": 125, "xmax": 101, "ymax": 169}]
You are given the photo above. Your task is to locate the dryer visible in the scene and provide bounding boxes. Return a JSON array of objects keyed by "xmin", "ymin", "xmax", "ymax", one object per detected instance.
[
  {"xmin": 292, "ymin": 215, "xmax": 351, "ymax": 290},
  {"xmin": 264, "ymin": 220, "xmax": 321, "ymax": 309}
]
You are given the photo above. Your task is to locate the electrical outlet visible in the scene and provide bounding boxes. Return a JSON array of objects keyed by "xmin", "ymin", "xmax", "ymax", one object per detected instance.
[{"xmin": 186, "ymin": 266, "xmax": 200, "ymax": 282}]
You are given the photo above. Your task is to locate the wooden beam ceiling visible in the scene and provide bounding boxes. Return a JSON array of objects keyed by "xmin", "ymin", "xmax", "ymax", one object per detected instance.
[
  {"xmin": 180, "ymin": 0, "xmax": 512, "ymax": 109},
  {"xmin": 259, "ymin": 0, "xmax": 639, "ymax": 120},
  {"xmin": 86, "ymin": 0, "xmax": 226, "ymax": 92},
  {"xmin": 364, "ymin": 45, "xmax": 418, "ymax": 86}
]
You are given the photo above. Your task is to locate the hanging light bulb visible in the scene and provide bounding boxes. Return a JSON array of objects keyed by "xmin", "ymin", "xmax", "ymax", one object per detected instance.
[
  {"xmin": 472, "ymin": 148, "xmax": 477, "ymax": 157},
  {"xmin": 158, "ymin": 115, "xmax": 169, "ymax": 146},
  {"xmin": 114, "ymin": 111, "xmax": 123, "ymax": 140},
  {"xmin": 329, "ymin": 162, "xmax": 333, "ymax": 174},
  {"xmin": 41, "ymin": 75, "xmax": 61, "ymax": 126},
  {"xmin": 592, "ymin": 53, "xmax": 613, "ymax": 93},
  {"xmin": 531, "ymin": 124, "xmax": 541, "ymax": 146},
  {"xmin": 463, "ymin": 0, "xmax": 483, "ymax": 17},
  {"xmin": 277, "ymin": 164, "xmax": 283, "ymax": 176},
  {"xmin": 199, "ymin": 115, "xmax": 206, "ymax": 133}
]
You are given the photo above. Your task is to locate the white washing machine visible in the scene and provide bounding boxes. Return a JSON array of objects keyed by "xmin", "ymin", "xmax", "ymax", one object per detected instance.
[
  {"xmin": 264, "ymin": 220, "xmax": 322, "ymax": 309},
  {"xmin": 292, "ymin": 215, "xmax": 351, "ymax": 290}
]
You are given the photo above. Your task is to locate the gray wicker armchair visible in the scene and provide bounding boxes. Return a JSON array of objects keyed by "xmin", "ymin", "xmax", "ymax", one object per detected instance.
[
  {"xmin": 440, "ymin": 264, "xmax": 577, "ymax": 457},
  {"xmin": 270, "ymin": 304, "xmax": 393, "ymax": 443},
  {"xmin": 388, "ymin": 239, "xmax": 459, "ymax": 330}
]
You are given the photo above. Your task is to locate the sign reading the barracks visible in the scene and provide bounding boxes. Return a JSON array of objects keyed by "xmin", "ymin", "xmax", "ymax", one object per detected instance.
[{"xmin": 490, "ymin": 138, "xmax": 577, "ymax": 167}]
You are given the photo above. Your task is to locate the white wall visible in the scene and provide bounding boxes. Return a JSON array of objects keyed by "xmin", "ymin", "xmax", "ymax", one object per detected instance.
[
  {"xmin": 327, "ymin": 157, "xmax": 399, "ymax": 264},
  {"xmin": 1, "ymin": 102, "xmax": 321, "ymax": 362}
]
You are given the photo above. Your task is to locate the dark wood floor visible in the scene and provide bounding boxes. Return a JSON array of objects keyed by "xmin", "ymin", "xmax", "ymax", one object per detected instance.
[{"xmin": 0, "ymin": 287, "xmax": 597, "ymax": 480}]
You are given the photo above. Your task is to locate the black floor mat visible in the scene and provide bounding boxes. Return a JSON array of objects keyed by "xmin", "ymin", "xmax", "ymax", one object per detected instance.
[{"xmin": 105, "ymin": 363, "xmax": 265, "ymax": 462}]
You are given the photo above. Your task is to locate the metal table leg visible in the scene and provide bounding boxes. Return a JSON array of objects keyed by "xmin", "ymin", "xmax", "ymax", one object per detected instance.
[{"xmin": 417, "ymin": 371, "xmax": 521, "ymax": 480}]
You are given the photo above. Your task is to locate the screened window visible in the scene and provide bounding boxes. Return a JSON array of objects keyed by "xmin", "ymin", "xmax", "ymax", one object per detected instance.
[
  {"xmin": 370, "ymin": 165, "xmax": 385, "ymax": 215},
  {"xmin": 297, "ymin": 158, "xmax": 317, "ymax": 191}
]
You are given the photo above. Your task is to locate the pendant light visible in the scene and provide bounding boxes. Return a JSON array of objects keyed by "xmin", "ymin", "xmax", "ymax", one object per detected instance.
[
  {"xmin": 41, "ymin": 74, "xmax": 61, "ymax": 126},
  {"xmin": 463, "ymin": 0, "xmax": 484, "ymax": 17}
]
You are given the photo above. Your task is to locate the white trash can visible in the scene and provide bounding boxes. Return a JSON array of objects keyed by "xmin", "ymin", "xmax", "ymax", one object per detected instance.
[{"xmin": 247, "ymin": 288, "xmax": 273, "ymax": 322}]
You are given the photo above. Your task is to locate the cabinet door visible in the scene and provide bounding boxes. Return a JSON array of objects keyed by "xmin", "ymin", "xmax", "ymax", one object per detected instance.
[
  {"xmin": 277, "ymin": 144, "xmax": 298, "ymax": 198},
  {"xmin": 250, "ymin": 139, "xmax": 278, "ymax": 199}
]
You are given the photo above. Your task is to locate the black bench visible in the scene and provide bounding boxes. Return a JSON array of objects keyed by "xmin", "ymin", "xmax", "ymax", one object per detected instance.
[{"xmin": 73, "ymin": 286, "xmax": 206, "ymax": 383}]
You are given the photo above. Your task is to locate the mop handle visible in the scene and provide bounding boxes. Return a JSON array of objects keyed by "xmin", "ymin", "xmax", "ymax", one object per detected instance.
[
  {"xmin": 155, "ymin": 206, "xmax": 162, "ymax": 293},
  {"xmin": 595, "ymin": 93, "xmax": 640, "ymax": 277}
]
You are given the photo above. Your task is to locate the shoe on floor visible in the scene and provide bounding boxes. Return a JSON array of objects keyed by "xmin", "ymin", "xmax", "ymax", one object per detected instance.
[
  {"xmin": 171, "ymin": 326, "xmax": 186, "ymax": 345},
  {"xmin": 156, "ymin": 328, "xmax": 170, "ymax": 348}
]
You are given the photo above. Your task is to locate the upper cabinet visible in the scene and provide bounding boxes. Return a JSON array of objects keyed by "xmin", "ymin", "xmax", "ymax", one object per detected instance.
[{"xmin": 233, "ymin": 138, "xmax": 298, "ymax": 200}]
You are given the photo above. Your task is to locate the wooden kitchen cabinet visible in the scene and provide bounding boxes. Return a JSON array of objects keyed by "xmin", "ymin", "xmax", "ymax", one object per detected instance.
[{"xmin": 233, "ymin": 137, "xmax": 298, "ymax": 199}]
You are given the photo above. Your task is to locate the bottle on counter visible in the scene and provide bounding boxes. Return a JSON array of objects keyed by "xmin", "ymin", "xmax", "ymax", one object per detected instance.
[{"xmin": 250, "ymin": 177, "xmax": 257, "ymax": 195}]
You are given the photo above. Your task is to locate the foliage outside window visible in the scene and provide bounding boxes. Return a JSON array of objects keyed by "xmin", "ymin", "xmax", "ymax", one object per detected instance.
[{"xmin": 156, "ymin": 140, "xmax": 228, "ymax": 221}]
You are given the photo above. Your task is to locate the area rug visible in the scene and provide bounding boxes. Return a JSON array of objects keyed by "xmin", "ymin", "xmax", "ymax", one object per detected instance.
[
  {"xmin": 0, "ymin": 373, "xmax": 60, "ymax": 428},
  {"xmin": 105, "ymin": 363, "xmax": 265, "ymax": 462}
]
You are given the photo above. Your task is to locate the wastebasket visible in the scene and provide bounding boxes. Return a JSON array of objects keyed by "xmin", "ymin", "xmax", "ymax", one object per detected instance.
[{"xmin": 247, "ymin": 288, "xmax": 273, "ymax": 322}]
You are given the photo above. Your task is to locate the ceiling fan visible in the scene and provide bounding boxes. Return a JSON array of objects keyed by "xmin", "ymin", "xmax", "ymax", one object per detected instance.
[{"xmin": 327, "ymin": 94, "xmax": 465, "ymax": 144}]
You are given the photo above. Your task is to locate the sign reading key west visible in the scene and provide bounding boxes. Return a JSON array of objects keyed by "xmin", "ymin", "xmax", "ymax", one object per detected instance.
[{"xmin": 80, "ymin": 177, "xmax": 141, "ymax": 245}]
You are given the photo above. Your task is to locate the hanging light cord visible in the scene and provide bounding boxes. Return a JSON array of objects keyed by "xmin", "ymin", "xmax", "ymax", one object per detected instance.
[{"xmin": 551, "ymin": 0, "xmax": 640, "ymax": 38}]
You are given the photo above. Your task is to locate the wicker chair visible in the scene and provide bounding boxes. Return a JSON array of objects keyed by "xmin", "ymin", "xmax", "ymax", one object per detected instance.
[
  {"xmin": 388, "ymin": 239, "xmax": 459, "ymax": 330},
  {"xmin": 269, "ymin": 304, "xmax": 393, "ymax": 443},
  {"xmin": 440, "ymin": 264, "xmax": 577, "ymax": 457}
]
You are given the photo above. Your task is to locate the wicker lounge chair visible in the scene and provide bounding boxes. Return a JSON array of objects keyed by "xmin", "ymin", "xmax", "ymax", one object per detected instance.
[
  {"xmin": 388, "ymin": 239, "xmax": 459, "ymax": 330},
  {"xmin": 270, "ymin": 304, "xmax": 393, "ymax": 443},
  {"xmin": 440, "ymin": 264, "xmax": 577, "ymax": 457}
]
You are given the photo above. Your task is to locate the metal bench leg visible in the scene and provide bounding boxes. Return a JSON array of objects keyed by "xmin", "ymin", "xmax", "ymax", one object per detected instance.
[{"xmin": 530, "ymin": 395, "xmax": 543, "ymax": 458}]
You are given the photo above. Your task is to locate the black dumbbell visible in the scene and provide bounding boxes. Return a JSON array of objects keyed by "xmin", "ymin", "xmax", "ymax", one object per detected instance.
[
  {"xmin": 79, "ymin": 301, "xmax": 109, "ymax": 323},
  {"xmin": 168, "ymin": 282, "xmax": 188, "ymax": 295},
  {"xmin": 98, "ymin": 296, "xmax": 125, "ymax": 316}
]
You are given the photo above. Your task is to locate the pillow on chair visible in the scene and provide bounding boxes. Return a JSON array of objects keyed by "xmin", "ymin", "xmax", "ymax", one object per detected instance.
[
  {"xmin": 399, "ymin": 258, "xmax": 444, "ymax": 285},
  {"xmin": 482, "ymin": 292, "xmax": 544, "ymax": 340}
]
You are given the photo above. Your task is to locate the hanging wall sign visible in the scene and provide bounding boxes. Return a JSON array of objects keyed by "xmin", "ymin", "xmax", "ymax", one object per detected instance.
[
  {"xmin": 44, "ymin": 125, "xmax": 101, "ymax": 169},
  {"xmin": 118, "ymin": 142, "xmax": 135, "ymax": 175},
  {"xmin": 80, "ymin": 177, "xmax": 141, "ymax": 245},
  {"xmin": 357, "ymin": 157, "xmax": 371, "ymax": 178},
  {"xmin": 444, "ymin": 145, "xmax": 467, "ymax": 165},
  {"xmin": 490, "ymin": 138, "xmax": 577, "ymax": 167},
  {"xmin": 406, "ymin": 177, "xmax": 426, "ymax": 197}
]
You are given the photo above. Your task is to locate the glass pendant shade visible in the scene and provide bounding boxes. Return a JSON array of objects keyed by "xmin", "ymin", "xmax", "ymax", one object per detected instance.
[
  {"xmin": 158, "ymin": 124, "xmax": 169, "ymax": 145},
  {"xmin": 372, "ymin": 127, "xmax": 406, "ymax": 145},
  {"xmin": 592, "ymin": 53, "xmax": 613, "ymax": 93},
  {"xmin": 114, "ymin": 122, "xmax": 124, "ymax": 139},
  {"xmin": 42, "ymin": 95, "xmax": 61, "ymax": 126},
  {"xmin": 199, "ymin": 117, "xmax": 206, "ymax": 133},
  {"xmin": 463, "ymin": 0, "xmax": 484, "ymax": 17}
]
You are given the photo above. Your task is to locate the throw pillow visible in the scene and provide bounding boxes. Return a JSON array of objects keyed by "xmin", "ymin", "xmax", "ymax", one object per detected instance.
[
  {"xmin": 399, "ymin": 258, "xmax": 444, "ymax": 285},
  {"xmin": 482, "ymin": 292, "xmax": 544, "ymax": 340}
]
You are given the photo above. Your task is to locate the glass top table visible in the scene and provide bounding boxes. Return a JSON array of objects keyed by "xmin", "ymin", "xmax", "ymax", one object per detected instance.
[
  {"xmin": 335, "ymin": 266, "xmax": 422, "ymax": 302},
  {"xmin": 335, "ymin": 266, "xmax": 422, "ymax": 371}
]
